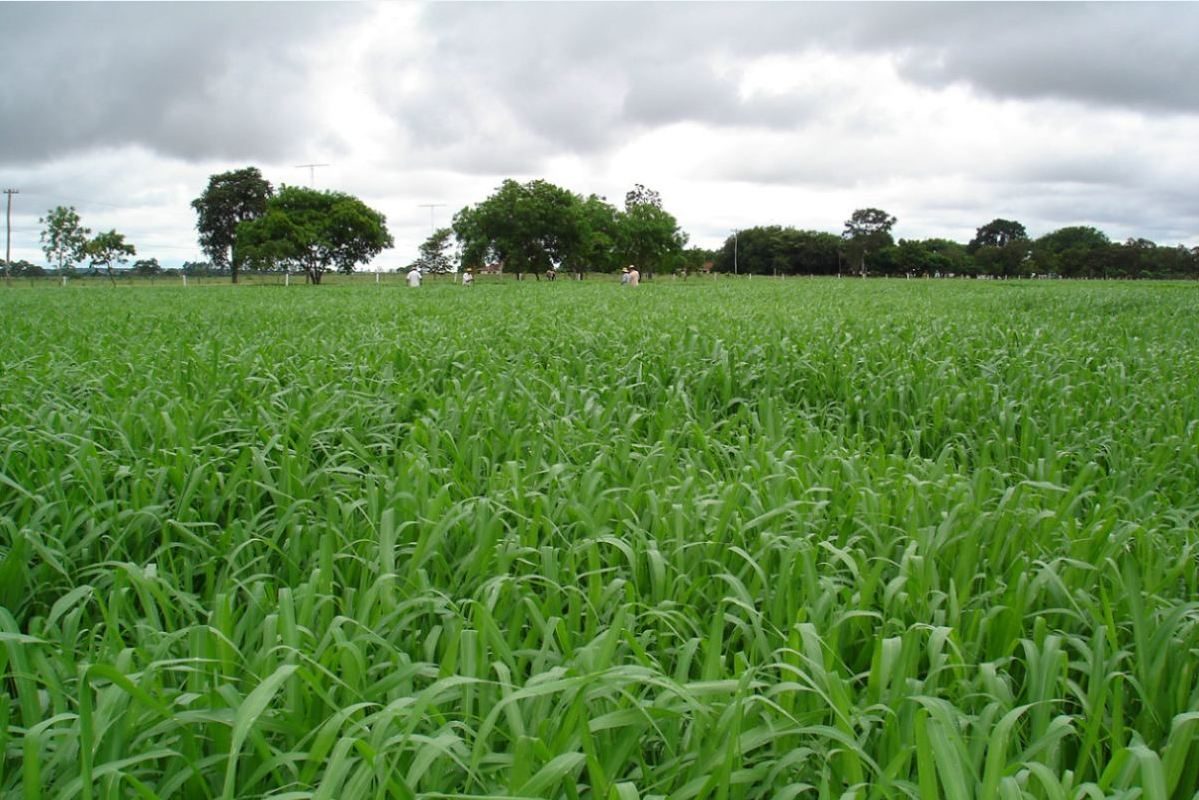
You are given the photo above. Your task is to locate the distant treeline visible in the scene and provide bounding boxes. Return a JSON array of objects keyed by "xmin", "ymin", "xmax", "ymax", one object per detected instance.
[{"xmin": 709, "ymin": 221, "xmax": 1199, "ymax": 279}]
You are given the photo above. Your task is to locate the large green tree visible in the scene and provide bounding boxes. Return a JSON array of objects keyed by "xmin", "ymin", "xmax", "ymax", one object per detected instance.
[
  {"xmin": 453, "ymin": 179, "xmax": 582, "ymax": 279},
  {"xmin": 968, "ymin": 218, "xmax": 1028, "ymax": 252},
  {"xmin": 967, "ymin": 218, "xmax": 1031, "ymax": 276},
  {"xmin": 616, "ymin": 186, "xmax": 686, "ymax": 278},
  {"xmin": 39, "ymin": 205, "xmax": 91, "ymax": 274},
  {"xmin": 714, "ymin": 227, "xmax": 840, "ymax": 275},
  {"xmin": 561, "ymin": 194, "xmax": 620, "ymax": 278},
  {"xmin": 86, "ymin": 230, "xmax": 136, "ymax": 284},
  {"xmin": 894, "ymin": 238, "xmax": 975, "ymax": 276},
  {"xmin": 191, "ymin": 167, "xmax": 274, "ymax": 284},
  {"xmin": 234, "ymin": 186, "xmax": 392, "ymax": 285},
  {"xmin": 842, "ymin": 208, "xmax": 897, "ymax": 277},
  {"xmin": 1032, "ymin": 226, "xmax": 1110, "ymax": 277}
]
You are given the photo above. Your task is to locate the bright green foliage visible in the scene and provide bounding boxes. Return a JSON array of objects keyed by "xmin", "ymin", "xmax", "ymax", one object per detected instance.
[
  {"xmin": 2, "ymin": 280, "xmax": 1199, "ymax": 798},
  {"xmin": 564, "ymin": 194, "xmax": 621, "ymax": 276},
  {"xmin": 454, "ymin": 179, "xmax": 583, "ymax": 277},
  {"xmin": 38, "ymin": 206, "xmax": 91, "ymax": 274},
  {"xmin": 616, "ymin": 202, "xmax": 686, "ymax": 278},
  {"xmin": 453, "ymin": 181, "xmax": 687, "ymax": 278},
  {"xmin": 84, "ymin": 229, "xmax": 136, "ymax": 283},
  {"xmin": 235, "ymin": 185, "xmax": 393, "ymax": 284}
]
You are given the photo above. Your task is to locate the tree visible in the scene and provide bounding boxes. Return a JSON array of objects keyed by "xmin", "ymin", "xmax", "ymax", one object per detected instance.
[
  {"xmin": 86, "ymin": 230, "xmax": 136, "ymax": 284},
  {"xmin": 452, "ymin": 179, "xmax": 582, "ymax": 280},
  {"xmin": 39, "ymin": 205, "xmax": 91, "ymax": 274},
  {"xmin": 968, "ymin": 218, "xmax": 1028, "ymax": 253},
  {"xmin": 131, "ymin": 257, "xmax": 163, "ymax": 277},
  {"xmin": 974, "ymin": 239, "xmax": 1032, "ymax": 277},
  {"xmin": 924, "ymin": 238, "xmax": 975, "ymax": 275},
  {"xmin": 191, "ymin": 167, "xmax": 273, "ymax": 284},
  {"xmin": 6, "ymin": 259, "xmax": 45, "ymax": 277},
  {"xmin": 616, "ymin": 199, "xmax": 686, "ymax": 279},
  {"xmin": 679, "ymin": 246, "xmax": 717, "ymax": 275},
  {"xmin": 1032, "ymin": 226, "xmax": 1109, "ymax": 277},
  {"xmin": 625, "ymin": 183, "xmax": 662, "ymax": 210},
  {"xmin": 842, "ymin": 208, "xmax": 897, "ymax": 277},
  {"xmin": 895, "ymin": 238, "xmax": 974, "ymax": 276},
  {"xmin": 234, "ymin": 186, "xmax": 392, "ymax": 285},
  {"xmin": 181, "ymin": 260, "xmax": 214, "ymax": 276},
  {"xmin": 562, "ymin": 194, "xmax": 620, "ymax": 278},
  {"xmin": 411, "ymin": 227, "xmax": 455, "ymax": 274}
]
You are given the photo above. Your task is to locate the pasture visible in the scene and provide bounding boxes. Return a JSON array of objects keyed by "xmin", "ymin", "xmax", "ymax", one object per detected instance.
[{"xmin": 1, "ymin": 278, "xmax": 1198, "ymax": 799}]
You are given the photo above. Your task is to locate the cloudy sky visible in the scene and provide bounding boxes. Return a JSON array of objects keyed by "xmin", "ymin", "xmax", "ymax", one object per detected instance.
[{"xmin": 3, "ymin": 1, "xmax": 1198, "ymax": 269}]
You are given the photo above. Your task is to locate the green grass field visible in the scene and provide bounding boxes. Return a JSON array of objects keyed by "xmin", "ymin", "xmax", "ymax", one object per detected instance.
[{"xmin": 2, "ymin": 279, "xmax": 1198, "ymax": 799}]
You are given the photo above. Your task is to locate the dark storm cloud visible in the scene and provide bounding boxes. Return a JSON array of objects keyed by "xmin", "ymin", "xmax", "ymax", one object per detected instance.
[
  {"xmin": 0, "ymin": 2, "xmax": 369, "ymax": 165},
  {"xmin": 883, "ymin": 4, "xmax": 1199, "ymax": 114}
]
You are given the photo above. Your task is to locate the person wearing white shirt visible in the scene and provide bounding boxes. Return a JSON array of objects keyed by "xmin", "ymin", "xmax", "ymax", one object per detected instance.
[{"xmin": 406, "ymin": 267, "xmax": 422, "ymax": 288}]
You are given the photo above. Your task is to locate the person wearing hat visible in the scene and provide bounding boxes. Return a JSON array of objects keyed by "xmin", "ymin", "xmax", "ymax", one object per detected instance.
[
  {"xmin": 620, "ymin": 267, "xmax": 630, "ymax": 286},
  {"xmin": 627, "ymin": 264, "xmax": 640, "ymax": 286}
]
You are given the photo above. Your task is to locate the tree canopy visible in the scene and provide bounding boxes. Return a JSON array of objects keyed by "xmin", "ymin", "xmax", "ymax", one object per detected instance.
[
  {"xmin": 411, "ymin": 227, "xmax": 455, "ymax": 274},
  {"xmin": 714, "ymin": 227, "xmax": 840, "ymax": 275},
  {"xmin": 234, "ymin": 186, "xmax": 393, "ymax": 285},
  {"xmin": 616, "ymin": 200, "xmax": 687, "ymax": 277},
  {"xmin": 86, "ymin": 230, "xmax": 136, "ymax": 284},
  {"xmin": 842, "ymin": 208, "xmax": 897, "ymax": 276},
  {"xmin": 39, "ymin": 206, "xmax": 91, "ymax": 274},
  {"xmin": 453, "ymin": 179, "xmax": 584, "ymax": 278},
  {"xmin": 968, "ymin": 218, "xmax": 1028, "ymax": 252},
  {"xmin": 1031, "ymin": 226, "xmax": 1110, "ymax": 277},
  {"xmin": 191, "ymin": 167, "xmax": 273, "ymax": 283},
  {"xmin": 130, "ymin": 257, "xmax": 163, "ymax": 276},
  {"xmin": 453, "ymin": 181, "xmax": 685, "ymax": 279}
]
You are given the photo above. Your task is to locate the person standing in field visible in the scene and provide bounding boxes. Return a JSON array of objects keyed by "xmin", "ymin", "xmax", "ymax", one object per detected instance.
[
  {"xmin": 627, "ymin": 265, "xmax": 640, "ymax": 286},
  {"xmin": 620, "ymin": 267, "xmax": 630, "ymax": 285},
  {"xmin": 406, "ymin": 266, "xmax": 422, "ymax": 288},
  {"xmin": 461, "ymin": 269, "xmax": 474, "ymax": 287}
]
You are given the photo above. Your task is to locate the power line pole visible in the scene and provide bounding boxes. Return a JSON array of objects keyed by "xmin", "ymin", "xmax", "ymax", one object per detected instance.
[
  {"xmin": 418, "ymin": 203, "xmax": 446, "ymax": 237},
  {"xmin": 3, "ymin": 188, "xmax": 18, "ymax": 284},
  {"xmin": 295, "ymin": 163, "xmax": 330, "ymax": 187}
]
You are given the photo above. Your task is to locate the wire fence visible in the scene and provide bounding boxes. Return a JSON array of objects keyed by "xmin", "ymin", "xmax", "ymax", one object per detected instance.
[{"xmin": 0, "ymin": 269, "xmax": 725, "ymax": 288}]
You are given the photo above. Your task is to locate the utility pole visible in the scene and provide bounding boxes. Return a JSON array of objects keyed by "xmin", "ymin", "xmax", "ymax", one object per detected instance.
[
  {"xmin": 730, "ymin": 228, "xmax": 739, "ymax": 276},
  {"xmin": 295, "ymin": 163, "xmax": 330, "ymax": 187},
  {"xmin": 418, "ymin": 203, "xmax": 446, "ymax": 236},
  {"xmin": 3, "ymin": 188, "xmax": 18, "ymax": 284}
]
